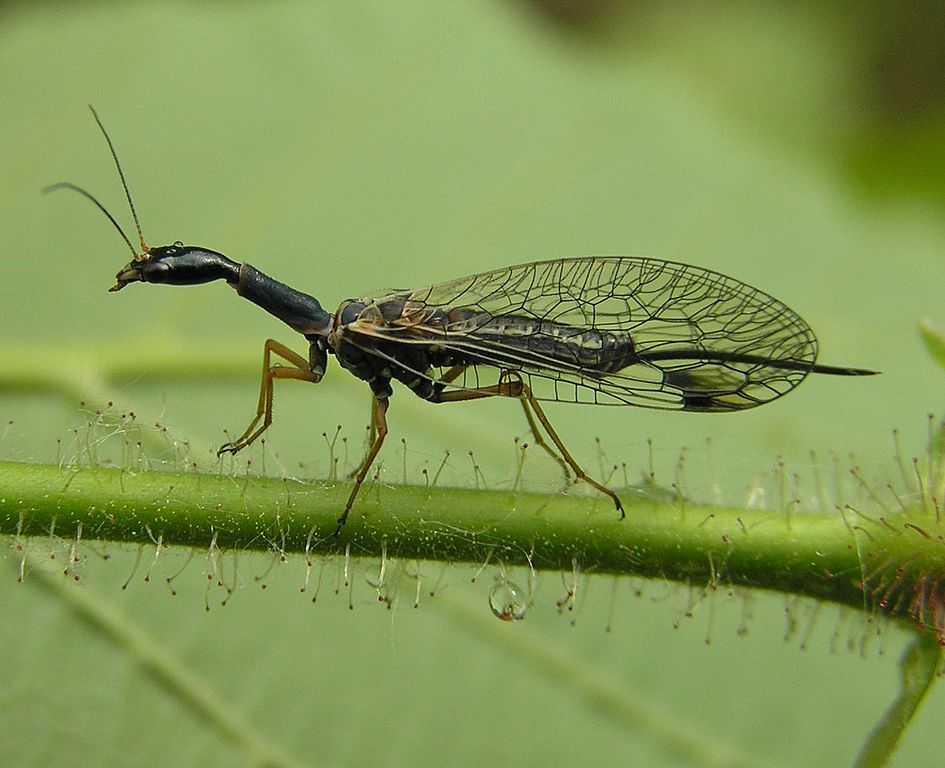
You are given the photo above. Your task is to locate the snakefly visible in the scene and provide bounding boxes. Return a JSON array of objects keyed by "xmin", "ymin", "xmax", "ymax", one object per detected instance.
[{"xmin": 47, "ymin": 108, "xmax": 877, "ymax": 533}]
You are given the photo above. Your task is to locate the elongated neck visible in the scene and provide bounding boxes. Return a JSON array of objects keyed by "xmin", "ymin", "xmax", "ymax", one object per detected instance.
[{"xmin": 234, "ymin": 263, "xmax": 331, "ymax": 337}]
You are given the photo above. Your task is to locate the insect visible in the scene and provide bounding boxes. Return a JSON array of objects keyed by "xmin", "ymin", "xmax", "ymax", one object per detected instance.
[{"xmin": 48, "ymin": 108, "xmax": 877, "ymax": 533}]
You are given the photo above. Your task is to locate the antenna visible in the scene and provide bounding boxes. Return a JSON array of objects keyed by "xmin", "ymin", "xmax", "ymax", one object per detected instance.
[
  {"xmin": 43, "ymin": 106, "xmax": 150, "ymax": 261},
  {"xmin": 87, "ymin": 105, "xmax": 149, "ymax": 255},
  {"xmin": 42, "ymin": 181, "xmax": 138, "ymax": 258}
]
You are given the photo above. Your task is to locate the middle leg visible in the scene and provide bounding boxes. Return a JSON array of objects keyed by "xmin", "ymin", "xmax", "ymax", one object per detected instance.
[{"xmin": 336, "ymin": 397, "xmax": 389, "ymax": 534}]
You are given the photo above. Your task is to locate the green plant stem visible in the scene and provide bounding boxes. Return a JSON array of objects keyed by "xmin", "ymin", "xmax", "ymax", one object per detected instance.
[{"xmin": 3, "ymin": 460, "xmax": 944, "ymax": 630}]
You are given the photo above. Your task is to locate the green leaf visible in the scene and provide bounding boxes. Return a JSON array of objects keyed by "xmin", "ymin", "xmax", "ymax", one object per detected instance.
[
  {"xmin": 855, "ymin": 632, "xmax": 944, "ymax": 768},
  {"xmin": 919, "ymin": 318, "xmax": 945, "ymax": 371}
]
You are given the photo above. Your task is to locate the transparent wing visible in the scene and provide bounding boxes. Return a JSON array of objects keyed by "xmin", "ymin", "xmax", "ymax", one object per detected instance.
[{"xmin": 347, "ymin": 257, "xmax": 823, "ymax": 411}]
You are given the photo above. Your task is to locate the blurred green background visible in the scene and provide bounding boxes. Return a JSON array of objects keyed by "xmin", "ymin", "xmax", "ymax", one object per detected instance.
[{"xmin": 2, "ymin": 2, "xmax": 945, "ymax": 766}]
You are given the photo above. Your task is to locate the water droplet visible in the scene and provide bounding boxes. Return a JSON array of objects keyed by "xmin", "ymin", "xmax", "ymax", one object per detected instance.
[{"xmin": 489, "ymin": 580, "xmax": 528, "ymax": 621}]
